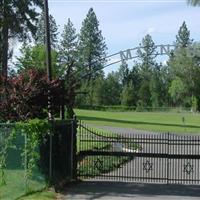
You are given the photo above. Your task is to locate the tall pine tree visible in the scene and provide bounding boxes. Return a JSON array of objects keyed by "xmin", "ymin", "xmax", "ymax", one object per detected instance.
[
  {"xmin": 136, "ymin": 34, "xmax": 157, "ymax": 106},
  {"xmin": 175, "ymin": 21, "xmax": 192, "ymax": 48},
  {"xmin": 34, "ymin": 12, "xmax": 59, "ymax": 49},
  {"xmin": 59, "ymin": 18, "xmax": 78, "ymax": 118},
  {"xmin": 59, "ymin": 18, "xmax": 78, "ymax": 73},
  {"xmin": 78, "ymin": 8, "xmax": 107, "ymax": 80},
  {"xmin": 0, "ymin": 0, "xmax": 43, "ymax": 78}
]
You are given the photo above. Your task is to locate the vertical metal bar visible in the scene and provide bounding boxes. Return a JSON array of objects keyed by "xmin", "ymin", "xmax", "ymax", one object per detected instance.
[
  {"xmin": 167, "ymin": 132, "xmax": 169, "ymax": 184},
  {"xmin": 198, "ymin": 135, "xmax": 200, "ymax": 184},
  {"xmin": 153, "ymin": 133, "xmax": 155, "ymax": 183},
  {"xmin": 87, "ymin": 124, "xmax": 89, "ymax": 178},
  {"xmin": 70, "ymin": 118, "xmax": 74, "ymax": 180},
  {"xmin": 134, "ymin": 133, "xmax": 136, "ymax": 182},
  {"xmin": 136, "ymin": 133, "xmax": 141, "ymax": 182},
  {"xmin": 191, "ymin": 135, "xmax": 193, "ymax": 185}
]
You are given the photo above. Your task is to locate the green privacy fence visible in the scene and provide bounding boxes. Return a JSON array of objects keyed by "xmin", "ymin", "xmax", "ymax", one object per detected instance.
[{"xmin": 0, "ymin": 123, "xmax": 47, "ymax": 200}]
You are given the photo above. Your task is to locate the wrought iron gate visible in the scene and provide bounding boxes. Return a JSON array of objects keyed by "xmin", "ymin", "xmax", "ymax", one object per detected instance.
[{"xmin": 77, "ymin": 123, "xmax": 200, "ymax": 185}]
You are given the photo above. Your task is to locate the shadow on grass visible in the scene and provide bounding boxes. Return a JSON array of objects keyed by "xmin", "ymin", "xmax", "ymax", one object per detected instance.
[{"xmin": 78, "ymin": 115, "xmax": 200, "ymax": 129}]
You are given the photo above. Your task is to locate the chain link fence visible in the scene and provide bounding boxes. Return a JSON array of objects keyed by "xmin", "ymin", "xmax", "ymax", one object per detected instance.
[{"xmin": 0, "ymin": 123, "xmax": 46, "ymax": 200}]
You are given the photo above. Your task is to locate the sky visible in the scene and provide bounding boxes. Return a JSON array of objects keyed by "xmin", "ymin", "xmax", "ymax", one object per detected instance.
[{"xmin": 14, "ymin": 0, "xmax": 200, "ymax": 73}]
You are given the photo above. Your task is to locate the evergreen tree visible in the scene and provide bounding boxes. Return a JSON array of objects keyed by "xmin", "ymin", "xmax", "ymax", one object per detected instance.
[
  {"xmin": 34, "ymin": 12, "xmax": 59, "ymax": 49},
  {"xmin": 92, "ymin": 76, "xmax": 106, "ymax": 105},
  {"xmin": 136, "ymin": 34, "xmax": 157, "ymax": 106},
  {"xmin": 129, "ymin": 63, "xmax": 141, "ymax": 95},
  {"xmin": 187, "ymin": 0, "xmax": 200, "ymax": 6},
  {"xmin": 137, "ymin": 34, "xmax": 157, "ymax": 79},
  {"xmin": 121, "ymin": 82, "xmax": 136, "ymax": 106},
  {"xmin": 59, "ymin": 18, "xmax": 79, "ymax": 118},
  {"xmin": 168, "ymin": 77, "xmax": 186, "ymax": 106},
  {"xmin": 175, "ymin": 21, "xmax": 192, "ymax": 48},
  {"xmin": 78, "ymin": 7, "xmax": 107, "ymax": 80},
  {"xmin": 0, "ymin": 0, "xmax": 43, "ymax": 78},
  {"xmin": 168, "ymin": 43, "xmax": 200, "ymax": 108},
  {"xmin": 103, "ymin": 72, "xmax": 121, "ymax": 105},
  {"xmin": 150, "ymin": 64, "xmax": 166, "ymax": 107},
  {"xmin": 118, "ymin": 62, "xmax": 130, "ymax": 86},
  {"xmin": 59, "ymin": 18, "xmax": 78, "ymax": 75}
]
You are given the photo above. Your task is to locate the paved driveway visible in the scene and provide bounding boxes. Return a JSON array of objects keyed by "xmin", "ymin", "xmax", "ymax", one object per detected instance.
[{"xmin": 62, "ymin": 181, "xmax": 200, "ymax": 200}]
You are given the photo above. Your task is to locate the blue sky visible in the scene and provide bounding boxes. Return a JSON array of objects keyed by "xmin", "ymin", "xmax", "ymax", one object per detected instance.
[{"xmin": 14, "ymin": 0, "xmax": 200, "ymax": 73}]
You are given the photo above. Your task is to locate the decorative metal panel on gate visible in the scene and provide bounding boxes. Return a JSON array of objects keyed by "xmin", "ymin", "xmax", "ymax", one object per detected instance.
[{"xmin": 77, "ymin": 122, "xmax": 200, "ymax": 185}]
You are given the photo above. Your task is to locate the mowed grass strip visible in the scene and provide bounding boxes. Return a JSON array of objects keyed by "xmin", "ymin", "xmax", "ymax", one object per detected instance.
[
  {"xmin": 75, "ymin": 109, "xmax": 200, "ymax": 133},
  {"xmin": 18, "ymin": 190, "xmax": 56, "ymax": 200}
]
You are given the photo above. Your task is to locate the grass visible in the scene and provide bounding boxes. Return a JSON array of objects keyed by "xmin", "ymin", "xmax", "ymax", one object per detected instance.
[
  {"xmin": 0, "ymin": 134, "xmax": 47, "ymax": 200},
  {"xmin": 18, "ymin": 190, "xmax": 56, "ymax": 200},
  {"xmin": 77, "ymin": 125, "xmax": 118, "ymax": 152},
  {"xmin": 75, "ymin": 109, "xmax": 200, "ymax": 133},
  {"xmin": 0, "ymin": 168, "xmax": 46, "ymax": 200},
  {"xmin": 78, "ymin": 155, "xmax": 133, "ymax": 178}
]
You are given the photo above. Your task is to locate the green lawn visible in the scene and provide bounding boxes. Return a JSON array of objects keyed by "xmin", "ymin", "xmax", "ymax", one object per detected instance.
[
  {"xmin": 0, "ymin": 135, "xmax": 47, "ymax": 200},
  {"xmin": 75, "ymin": 109, "xmax": 200, "ymax": 133},
  {"xmin": 0, "ymin": 169, "xmax": 46, "ymax": 200},
  {"xmin": 18, "ymin": 190, "xmax": 56, "ymax": 200}
]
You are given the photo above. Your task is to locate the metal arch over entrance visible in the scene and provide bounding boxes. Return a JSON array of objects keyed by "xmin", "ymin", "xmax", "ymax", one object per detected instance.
[
  {"xmin": 78, "ymin": 44, "xmax": 175, "ymax": 90},
  {"xmin": 104, "ymin": 44, "xmax": 175, "ymax": 69}
]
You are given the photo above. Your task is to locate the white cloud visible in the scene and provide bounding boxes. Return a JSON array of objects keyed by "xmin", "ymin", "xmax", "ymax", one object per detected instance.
[{"xmin": 146, "ymin": 27, "xmax": 156, "ymax": 34}]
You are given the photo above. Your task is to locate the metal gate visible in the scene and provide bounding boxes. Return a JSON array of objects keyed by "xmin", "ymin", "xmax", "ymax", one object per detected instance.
[{"xmin": 77, "ymin": 123, "xmax": 200, "ymax": 185}]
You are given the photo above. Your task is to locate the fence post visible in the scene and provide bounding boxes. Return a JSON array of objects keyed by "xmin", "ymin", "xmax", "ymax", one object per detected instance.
[
  {"xmin": 167, "ymin": 132, "xmax": 169, "ymax": 184},
  {"xmin": 71, "ymin": 115, "xmax": 77, "ymax": 180}
]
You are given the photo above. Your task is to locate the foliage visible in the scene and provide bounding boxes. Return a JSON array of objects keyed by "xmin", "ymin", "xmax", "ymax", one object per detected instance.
[
  {"xmin": 0, "ymin": 120, "xmax": 49, "ymax": 199},
  {"xmin": 76, "ymin": 105, "xmax": 137, "ymax": 111},
  {"xmin": 137, "ymin": 34, "xmax": 157, "ymax": 79},
  {"xmin": 14, "ymin": 119, "xmax": 50, "ymax": 188},
  {"xmin": 90, "ymin": 77, "xmax": 106, "ymax": 106},
  {"xmin": 150, "ymin": 64, "xmax": 167, "ymax": 107},
  {"xmin": 34, "ymin": 12, "xmax": 59, "ymax": 49},
  {"xmin": 16, "ymin": 44, "xmax": 59, "ymax": 78},
  {"xmin": 168, "ymin": 77, "xmax": 186, "ymax": 105},
  {"xmin": 0, "ymin": 124, "xmax": 16, "ymax": 186},
  {"xmin": 59, "ymin": 18, "xmax": 78, "ymax": 71},
  {"xmin": 121, "ymin": 82, "xmax": 136, "ymax": 106},
  {"xmin": 0, "ymin": 69, "xmax": 62, "ymax": 122},
  {"xmin": 187, "ymin": 0, "xmax": 200, "ymax": 6},
  {"xmin": 0, "ymin": 0, "xmax": 43, "ymax": 77},
  {"xmin": 168, "ymin": 43, "xmax": 200, "ymax": 107},
  {"xmin": 9, "ymin": 11, "xmax": 200, "ymax": 113},
  {"xmin": 78, "ymin": 7, "xmax": 107, "ymax": 80},
  {"xmin": 103, "ymin": 72, "xmax": 121, "ymax": 105},
  {"xmin": 58, "ymin": 18, "xmax": 79, "ymax": 118},
  {"xmin": 118, "ymin": 62, "xmax": 130, "ymax": 86},
  {"xmin": 175, "ymin": 21, "xmax": 192, "ymax": 48},
  {"xmin": 136, "ymin": 34, "xmax": 158, "ymax": 106}
]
